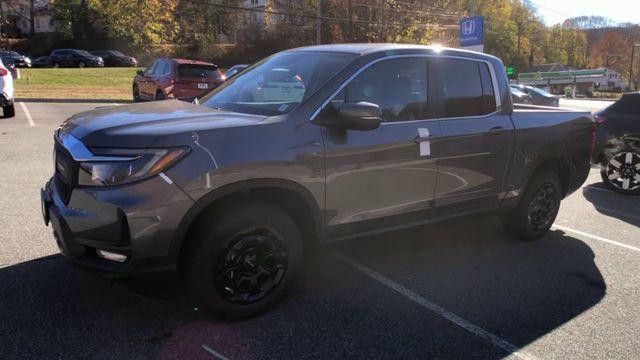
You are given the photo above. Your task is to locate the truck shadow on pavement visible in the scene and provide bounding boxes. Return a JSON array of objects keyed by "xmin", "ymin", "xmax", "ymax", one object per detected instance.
[
  {"xmin": 582, "ymin": 185, "xmax": 640, "ymax": 228},
  {"xmin": 0, "ymin": 219, "xmax": 605, "ymax": 359}
]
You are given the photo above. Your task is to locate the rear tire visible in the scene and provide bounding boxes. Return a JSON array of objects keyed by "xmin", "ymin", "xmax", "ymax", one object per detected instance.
[
  {"xmin": 3, "ymin": 104, "xmax": 15, "ymax": 118},
  {"xmin": 52, "ymin": 62, "xmax": 59, "ymax": 68},
  {"xmin": 186, "ymin": 201, "xmax": 303, "ymax": 320},
  {"xmin": 503, "ymin": 171, "xmax": 561, "ymax": 240},
  {"xmin": 600, "ymin": 150, "xmax": 640, "ymax": 195}
]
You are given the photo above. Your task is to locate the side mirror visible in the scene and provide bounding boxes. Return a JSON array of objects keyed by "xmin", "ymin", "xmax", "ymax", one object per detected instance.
[
  {"xmin": 136, "ymin": 70, "xmax": 144, "ymax": 76},
  {"xmin": 315, "ymin": 101, "xmax": 382, "ymax": 131}
]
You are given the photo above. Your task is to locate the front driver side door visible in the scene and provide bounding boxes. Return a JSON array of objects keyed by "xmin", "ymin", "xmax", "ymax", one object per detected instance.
[{"xmin": 321, "ymin": 57, "xmax": 442, "ymax": 238}]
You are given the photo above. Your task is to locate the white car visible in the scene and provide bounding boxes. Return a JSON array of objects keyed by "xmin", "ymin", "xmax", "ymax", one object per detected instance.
[{"xmin": 0, "ymin": 58, "xmax": 15, "ymax": 118}]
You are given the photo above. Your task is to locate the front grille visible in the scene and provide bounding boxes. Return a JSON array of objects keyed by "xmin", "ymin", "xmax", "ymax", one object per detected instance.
[{"xmin": 54, "ymin": 143, "xmax": 76, "ymax": 204}]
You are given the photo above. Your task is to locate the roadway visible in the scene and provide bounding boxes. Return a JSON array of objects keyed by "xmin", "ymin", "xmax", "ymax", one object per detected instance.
[{"xmin": 1, "ymin": 100, "xmax": 639, "ymax": 359}]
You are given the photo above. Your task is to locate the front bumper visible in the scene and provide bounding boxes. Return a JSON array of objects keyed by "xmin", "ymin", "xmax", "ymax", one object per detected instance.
[{"xmin": 41, "ymin": 173, "xmax": 194, "ymax": 276}]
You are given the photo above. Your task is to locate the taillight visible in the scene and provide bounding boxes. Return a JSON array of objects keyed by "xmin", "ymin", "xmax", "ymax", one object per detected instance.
[
  {"xmin": 0, "ymin": 68, "xmax": 8, "ymax": 76},
  {"xmin": 595, "ymin": 115, "xmax": 607, "ymax": 126},
  {"xmin": 590, "ymin": 123, "xmax": 597, "ymax": 156}
]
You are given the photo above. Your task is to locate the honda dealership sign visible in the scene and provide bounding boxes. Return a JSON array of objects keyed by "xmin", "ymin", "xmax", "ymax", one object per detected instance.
[{"xmin": 459, "ymin": 16, "xmax": 484, "ymax": 53}]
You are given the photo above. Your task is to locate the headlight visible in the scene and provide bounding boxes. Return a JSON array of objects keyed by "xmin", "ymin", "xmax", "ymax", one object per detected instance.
[
  {"xmin": 25, "ymin": 57, "xmax": 31, "ymax": 63},
  {"xmin": 78, "ymin": 147, "xmax": 189, "ymax": 186}
]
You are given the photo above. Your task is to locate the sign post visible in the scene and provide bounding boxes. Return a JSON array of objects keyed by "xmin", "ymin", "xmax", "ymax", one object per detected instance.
[{"xmin": 459, "ymin": 16, "xmax": 484, "ymax": 53}]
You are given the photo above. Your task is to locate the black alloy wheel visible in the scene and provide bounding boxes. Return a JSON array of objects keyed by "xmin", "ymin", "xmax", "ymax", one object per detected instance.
[
  {"xmin": 215, "ymin": 228, "xmax": 288, "ymax": 304},
  {"xmin": 527, "ymin": 183, "xmax": 557, "ymax": 231}
]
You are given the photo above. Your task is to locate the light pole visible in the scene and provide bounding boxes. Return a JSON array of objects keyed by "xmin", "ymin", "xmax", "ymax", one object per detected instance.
[
  {"xmin": 316, "ymin": 0, "xmax": 321, "ymax": 45},
  {"xmin": 629, "ymin": 44, "xmax": 640, "ymax": 91}
]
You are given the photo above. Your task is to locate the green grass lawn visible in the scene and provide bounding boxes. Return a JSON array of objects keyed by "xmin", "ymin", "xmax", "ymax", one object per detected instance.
[{"xmin": 14, "ymin": 67, "xmax": 144, "ymax": 100}]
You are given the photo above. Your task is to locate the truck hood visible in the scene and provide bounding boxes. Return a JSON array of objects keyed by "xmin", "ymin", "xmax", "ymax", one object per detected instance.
[{"xmin": 59, "ymin": 100, "xmax": 267, "ymax": 148}]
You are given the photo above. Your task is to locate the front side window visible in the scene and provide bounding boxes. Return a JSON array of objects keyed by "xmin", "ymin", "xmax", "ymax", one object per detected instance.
[
  {"xmin": 200, "ymin": 51, "xmax": 356, "ymax": 116},
  {"xmin": 145, "ymin": 60, "xmax": 159, "ymax": 76},
  {"xmin": 331, "ymin": 58, "xmax": 428, "ymax": 122},
  {"xmin": 431, "ymin": 58, "xmax": 495, "ymax": 118}
]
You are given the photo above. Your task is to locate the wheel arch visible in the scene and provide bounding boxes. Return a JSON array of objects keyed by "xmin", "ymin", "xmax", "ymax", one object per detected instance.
[
  {"xmin": 171, "ymin": 179, "xmax": 324, "ymax": 271},
  {"xmin": 524, "ymin": 155, "xmax": 574, "ymax": 198}
]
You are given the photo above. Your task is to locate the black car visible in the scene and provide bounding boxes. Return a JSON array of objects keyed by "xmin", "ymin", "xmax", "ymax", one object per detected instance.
[
  {"xmin": 0, "ymin": 51, "xmax": 31, "ymax": 68},
  {"xmin": 90, "ymin": 50, "xmax": 137, "ymax": 67},
  {"xmin": 592, "ymin": 92, "xmax": 640, "ymax": 194},
  {"xmin": 31, "ymin": 56, "xmax": 54, "ymax": 68},
  {"xmin": 511, "ymin": 84, "xmax": 559, "ymax": 107},
  {"xmin": 510, "ymin": 86, "xmax": 533, "ymax": 104},
  {"xmin": 49, "ymin": 49, "xmax": 104, "ymax": 68}
]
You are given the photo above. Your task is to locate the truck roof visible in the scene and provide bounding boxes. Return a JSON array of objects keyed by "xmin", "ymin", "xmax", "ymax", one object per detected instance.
[{"xmin": 287, "ymin": 43, "xmax": 500, "ymax": 62}]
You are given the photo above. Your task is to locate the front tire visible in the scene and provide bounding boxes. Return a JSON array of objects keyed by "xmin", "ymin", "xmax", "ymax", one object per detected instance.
[
  {"xmin": 154, "ymin": 90, "xmax": 165, "ymax": 101},
  {"xmin": 186, "ymin": 201, "xmax": 302, "ymax": 320},
  {"xmin": 601, "ymin": 151, "xmax": 640, "ymax": 195},
  {"xmin": 132, "ymin": 85, "xmax": 141, "ymax": 102},
  {"xmin": 77, "ymin": 61, "xmax": 85, "ymax": 68},
  {"xmin": 3, "ymin": 104, "xmax": 15, "ymax": 118},
  {"xmin": 503, "ymin": 171, "xmax": 561, "ymax": 239}
]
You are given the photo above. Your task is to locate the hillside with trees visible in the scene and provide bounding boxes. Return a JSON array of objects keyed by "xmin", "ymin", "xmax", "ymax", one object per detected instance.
[{"xmin": 1, "ymin": 1, "xmax": 636, "ymax": 87}]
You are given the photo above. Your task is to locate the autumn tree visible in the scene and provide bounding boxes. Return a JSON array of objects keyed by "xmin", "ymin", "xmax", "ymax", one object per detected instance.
[{"xmin": 589, "ymin": 31, "xmax": 630, "ymax": 71}]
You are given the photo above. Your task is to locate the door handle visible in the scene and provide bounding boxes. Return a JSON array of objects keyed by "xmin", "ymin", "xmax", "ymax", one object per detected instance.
[
  {"xmin": 413, "ymin": 136, "xmax": 430, "ymax": 144},
  {"xmin": 488, "ymin": 126, "xmax": 505, "ymax": 135}
]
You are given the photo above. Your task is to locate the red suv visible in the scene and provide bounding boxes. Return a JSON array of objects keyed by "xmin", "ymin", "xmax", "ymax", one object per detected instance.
[{"xmin": 133, "ymin": 58, "xmax": 225, "ymax": 101}]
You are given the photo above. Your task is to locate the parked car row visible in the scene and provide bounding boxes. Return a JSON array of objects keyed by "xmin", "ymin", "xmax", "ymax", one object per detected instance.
[{"xmin": 0, "ymin": 49, "xmax": 138, "ymax": 68}]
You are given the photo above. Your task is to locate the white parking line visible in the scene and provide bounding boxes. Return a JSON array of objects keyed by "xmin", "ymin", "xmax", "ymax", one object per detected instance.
[
  {"xmin": 202, "ymin": 344, "xmax": 230, "ymax": 360},
  {"xmin": 333, "ymin": 252, "xmax": 539, "ymax": 360},
  {"xmin": 19, "ymin": 102, "xmax": 34, "ymax": 126},
  {"xmin": 553, "ymin": 225, "xmax": 640, "ymax": 253}
]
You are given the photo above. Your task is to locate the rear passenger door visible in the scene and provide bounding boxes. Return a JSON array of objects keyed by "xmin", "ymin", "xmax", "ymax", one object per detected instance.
[{"xmin": 430, "ymin": 57, "xmax": 514, "ymax": 216}]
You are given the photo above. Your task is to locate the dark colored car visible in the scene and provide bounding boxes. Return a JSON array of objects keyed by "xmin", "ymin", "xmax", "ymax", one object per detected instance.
[
  {"xmin": 591, "ymin": 92, "xmax": 640, "ymax": 194},
  {"xmin": 510, "ymin": 86, "xmax": 533, "ymax": 104},
  {"xmin": 0, "ymin": 51, "xmax": 31, "ymax": 68},
  {"xmin": 90, "ymin": 50, "xmax": 137, "ymax": 67},
  {"xmin": 224, "ymin": 64, "xmax": 250, "ymax": 78},
  {"xmin": 132, "ymin": 58, "xmax": 225, "ymax": 101},
  {"xmin": 31, "ymin": 56, "xmax": 54, "ymax": 68},
  {"xmin": 41, "ymin": 44, "xmax": 593, "ymax": 319},
  {"xmin": 511, "ymin": 84, "xmax": 559, "ymax": 107},
  {"xmin": 49, "ymin": 49, "xmax": 104, "ymax": 68}
]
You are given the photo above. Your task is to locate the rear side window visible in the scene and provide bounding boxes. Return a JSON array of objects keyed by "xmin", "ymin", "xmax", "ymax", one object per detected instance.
[
  {"xmin": 609, "ymin": 95, "xmax": 640, "ymax": 115},
  {"xmin": 430, "ymin": 58, "xmax": 495, "ymax": 118},
  {"xmin": 478, "ymin": 63, "xmax": 497, "ymax": 113},
  {"xmin": 178, "ymin": 64, "xmax": 220, "ymax": 78},
  {"xmin": 332, "ymin": 58, "xmax": 428, "ymax": 122}
]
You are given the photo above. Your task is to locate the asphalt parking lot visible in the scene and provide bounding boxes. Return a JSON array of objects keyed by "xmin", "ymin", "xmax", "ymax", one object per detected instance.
[{"xmin": 1, "ymin": 100, "xmax": 639, "ymax": 360}]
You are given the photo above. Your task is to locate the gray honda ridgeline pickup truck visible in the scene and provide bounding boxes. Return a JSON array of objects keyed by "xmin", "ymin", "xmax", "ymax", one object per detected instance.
[{"xmin": 41, "ymin": 44, "xmax": 593, "ymax": 318}]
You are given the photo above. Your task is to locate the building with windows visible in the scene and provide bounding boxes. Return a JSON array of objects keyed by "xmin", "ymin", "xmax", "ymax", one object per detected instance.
[
  {"xmin": 517, "ymin": 67, "xmax": 627, "ymax": 95},
  {"xmin": 1, "ymin": 0, "xmax": 57, "ymax": 37}
]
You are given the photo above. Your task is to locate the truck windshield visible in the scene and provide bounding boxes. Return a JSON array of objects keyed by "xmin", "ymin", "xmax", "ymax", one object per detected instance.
[{"xmin": 200, "ymin": 51, "xmax": 356, "ymax": 116}]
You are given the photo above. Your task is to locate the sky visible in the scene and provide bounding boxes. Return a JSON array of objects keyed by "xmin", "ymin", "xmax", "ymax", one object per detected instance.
[{"xmin": 529, "ymin": 0, "xmax": 640, "ymax": 26}]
